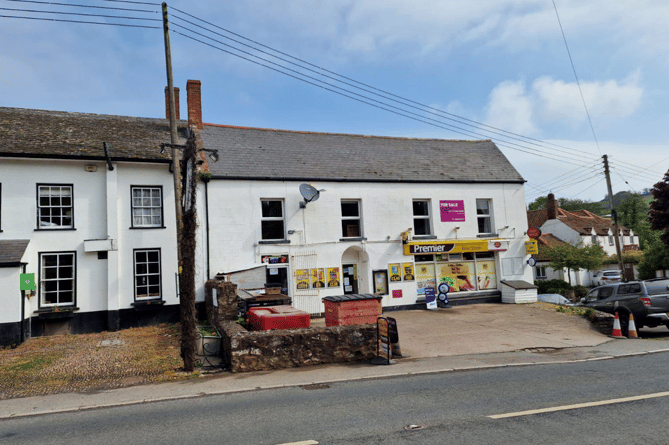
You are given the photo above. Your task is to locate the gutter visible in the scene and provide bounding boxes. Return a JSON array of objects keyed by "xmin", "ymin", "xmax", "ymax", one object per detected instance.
[
  {"xmin": 20, "ymin": 263, "xmax": 26, "ymax": 344},
  {"xmin": 202, "ymin": 176, "xmax": 211, "ymax": 280}
]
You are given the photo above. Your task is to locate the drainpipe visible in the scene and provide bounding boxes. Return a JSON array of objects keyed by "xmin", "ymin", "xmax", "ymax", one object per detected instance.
[
  {"xmin": 203, "ymin": 177, "xmax": 211, "ymax": 280},
  {"xmin": 20, "ymin": 263, "xmax": 26, "ymax": 343}
]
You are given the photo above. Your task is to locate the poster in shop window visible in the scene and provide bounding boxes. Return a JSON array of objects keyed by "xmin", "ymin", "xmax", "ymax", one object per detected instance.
[
  {"xmin": 295, "ymin": 269, "xmax": 310, "ymax": 289},
  {"xmin": 402, "ymin": 263, "xmax": 415, "ymax": 281},
  {"xmin": 416, "ymin": 263, "xmax": 436, "ymax": 296},
  {"xmin": 327, "ymin": 267, "xmax": 341, "ymax": 287},
  {"xmin": 311, "ymin": 268, "xmax": 325, "ymax": 288},
  {"xmin": 388, "ymin": 263, "xmax": 402, "ymax": 282},
  {"xmin": 438, "ymin": 262, "xmax": 476, "ymax": 292},
  {"xmin": 476, "ymin": 260, "xmax": 497, "ymax": 290}
]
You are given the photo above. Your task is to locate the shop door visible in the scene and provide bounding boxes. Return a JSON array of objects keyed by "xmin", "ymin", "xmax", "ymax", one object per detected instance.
[
  {"xmin": 342, "ymin": 263, "xmax": 358, "ymax": 294},
  {"xmin": 266, "ymin": 266, "xmax": 288, "ymax": 294}
]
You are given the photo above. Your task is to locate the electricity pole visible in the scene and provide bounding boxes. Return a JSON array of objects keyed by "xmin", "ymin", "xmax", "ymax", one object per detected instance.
[
  {"xmin": 603, "ymin": 154, "xmax": 625, "ymax": 281},
  {"xmin": 163, "ymin": 2, "xmax": 196, "ymax": 371}
]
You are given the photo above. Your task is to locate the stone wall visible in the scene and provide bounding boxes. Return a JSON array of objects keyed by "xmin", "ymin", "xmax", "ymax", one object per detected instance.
[
  {"xmin": 205, "ymin": 280, "xmax": 239, "ymax": 325},
  {"xmin": 589, "ymin": 310, "xmax": 614, "ymax": 335},
  {"xmin": 217, "ymin": 320, "xmax": 377, "ymax": 372}
]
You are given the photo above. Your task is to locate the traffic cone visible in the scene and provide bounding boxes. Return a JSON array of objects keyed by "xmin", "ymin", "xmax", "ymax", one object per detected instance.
[
  {"xmin": 611, "ymin": 313, "xmax": 625, "ymax": 338},
  {"xmin": 627, "ymin": 313, "xmax": 639, "ymax": 339}
]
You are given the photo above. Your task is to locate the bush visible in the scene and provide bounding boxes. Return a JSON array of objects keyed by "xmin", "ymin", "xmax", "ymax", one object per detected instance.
[
  {"xmin": 536, "ymin": 279, "xmax": 573, "ymax": 295},
  {"xmin": 572, "ymin": 285, "xmax": 588, "ymax": 299}
]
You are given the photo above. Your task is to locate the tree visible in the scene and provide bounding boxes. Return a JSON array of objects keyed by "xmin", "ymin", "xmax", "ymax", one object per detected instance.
[
  {"xmin": 650, "ymin": 171, "xmax": 669, "ymax": 245},
  {"xmin": 546, "ymin": 242, "xmax": 606, "ymax": 285},
  {"xmin": 637, "ymin": 231, "xmax": 669, "ymax": 279},
  {"xmin": 527, "ymin": 195, "xmax": 606, "ymax": 215},
  {"xmin": 617, "ymin": 193, "xmax": 649, "ymax": 235}
]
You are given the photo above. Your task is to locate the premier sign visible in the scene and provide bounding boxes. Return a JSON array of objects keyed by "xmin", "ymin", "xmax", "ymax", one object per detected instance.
[{"xmin": 409, "ymin": 243, "xmax": 455, "ymax": 254}]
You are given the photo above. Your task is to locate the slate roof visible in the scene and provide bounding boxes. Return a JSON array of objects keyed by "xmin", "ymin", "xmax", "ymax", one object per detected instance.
[
  {"xmin": 200, "ymin": 124, "xmax": 525, "ymax": 183},
  {"xmin": 0, "ymin": 240, "xmax": 30, "ymax": 267},
  {"xmin": 527, "ymin": 208, "xmax": 631, "ymax": 236},
  {"xmin": 0, "ymin": 107, "xmax": 188, "ymax": 162}
]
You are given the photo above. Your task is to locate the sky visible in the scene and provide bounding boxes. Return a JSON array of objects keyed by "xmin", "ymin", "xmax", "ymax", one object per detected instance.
[{"xmin": 2, "ymin": 0, "xmax": 669, "ymax": 205}]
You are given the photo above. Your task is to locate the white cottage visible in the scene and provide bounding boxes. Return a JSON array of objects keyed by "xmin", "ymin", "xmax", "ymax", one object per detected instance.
[
  {"xmin": 0, "ymin": 107, "xmax": 182, "ymax": 346},
  {"xmin": 184, "ymin": 81, "xmax": 536, "ymax": 313}
]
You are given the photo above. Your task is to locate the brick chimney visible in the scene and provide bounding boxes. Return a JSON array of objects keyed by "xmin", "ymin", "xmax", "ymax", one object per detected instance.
[
  {"xmin": 547, "ymin": 193, "xmax": 558, "ymax": 220},
  {"xmin": 187, "ymin": 80, "xmax": 203, "ymax": 129},
  {"xmin": 164, "ymin": 87, "xmax": 180, "ymax": 120}
]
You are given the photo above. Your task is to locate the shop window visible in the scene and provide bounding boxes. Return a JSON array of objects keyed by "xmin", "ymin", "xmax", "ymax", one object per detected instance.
[
  {"xmin": 415, "ymin": 254, "xmax": 434, "ymax": 262},
  {"xmin": 412, "ymin": 200, "xmax": 432, "ymax": 236},
  {"xmin": 261, "ymin": 199, "xmax": 285, "ymax": 240},
  {"xmin": 39, "ymin": 252, "xmax": 76, "ymax": 307},
  {"xmin": 37, "ymin": 184, "xmax": 74, "ymax": 229},
  {"xmin": 131, "ymin": 186, "xmax": 163, "ymax": 228},
  {"xmin": 476, "ymin": 199, "xmax": 493, "ymax": 234},
  {"xmin": 341, "ymin": 200, "xmax": 362, "ymax": 238},
  {"xmin": 134, "ymin": 249, "xmax": 161, "ymax": 300}
]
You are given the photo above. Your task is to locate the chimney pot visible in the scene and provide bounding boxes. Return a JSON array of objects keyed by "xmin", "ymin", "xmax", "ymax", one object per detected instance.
[
  {"xmin": 187, "ymin": 80, "xmax": 203, "ymax": 129},
  {"xmin": 164, "ymin": 87, "xmax": 180, "ymax": 120}
]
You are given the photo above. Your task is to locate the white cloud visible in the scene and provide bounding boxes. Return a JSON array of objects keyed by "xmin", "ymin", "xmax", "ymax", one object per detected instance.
[
  {"xmin": 484, "ymin": 73, "xmax": 643, "ymax": 135},
  {"xmin": 484, "ymin": 80, "xmax": 538, "ymax": 135}
]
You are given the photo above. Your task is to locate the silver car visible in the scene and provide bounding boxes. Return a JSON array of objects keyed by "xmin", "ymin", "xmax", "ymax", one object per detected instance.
[
  {"xmin": 537, "ymin": 293, "xmax": 574, "ymax": 306},
  {"xmin": 592, "ymin": 270, "xmax": 622, "ymax": 287}
]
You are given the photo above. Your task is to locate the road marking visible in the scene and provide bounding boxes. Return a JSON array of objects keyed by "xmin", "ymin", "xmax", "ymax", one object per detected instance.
[
  {"xmin": 488, "ymin": 391, "xmax": 669, "ymax": 419},
  {"xmin": 275, "ymin": 441, "xmax": 318, "ymax": 445}
]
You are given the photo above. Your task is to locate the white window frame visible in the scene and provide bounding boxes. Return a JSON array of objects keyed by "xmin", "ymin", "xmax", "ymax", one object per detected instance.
[
  {"xmin": 134, "ymin": 249, "xmax": 162, "ymax": 300},
  {"xmin": 591, "ymin": 235, "xmax": 599, "ymax": 245},
  {"xmin": 341, "ymin": 199, "xmax": 362, "ymax": 238},
  {"xmin": 412, "ymin": 199, "xmax": 432, "ymax": 236},
  {"xmin": 40, "ymin": 252, "xmax": 76, "ymax": 307},
  {"xmin": 260, "ymin": 199, "xmax": 285, "ymax": 241},
  {"xmin": 476, "ymin": 199, "xmax": 493, "ymax": 235},
  {"xmin": 536, "ymin": 265, "xmax": 547, "ymax": 279},
  {"xmin": 37, "ymin": 184, "xmax": 74, "ymax": 229},
  {"xmin": 608, "ymin": 235, "xmax": 614, "ymax": 246},
  {"xmin": 131, "ymin": 186, "xmax": 163, "ymax": 228}
]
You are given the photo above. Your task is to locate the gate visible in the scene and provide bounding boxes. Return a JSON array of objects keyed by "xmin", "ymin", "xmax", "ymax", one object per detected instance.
[{"xmin": 291, "ymin": 250, "xmax": 324, "ymax": 315}]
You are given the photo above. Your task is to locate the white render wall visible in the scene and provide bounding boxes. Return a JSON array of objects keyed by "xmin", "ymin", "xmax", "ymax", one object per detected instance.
[
  {"xmin": 0, "ymin": 158, "xmax": 178, "ymax": 319},
  {"xmin": 199, "ymin": 179, "xmax": 534, "ymax": 309}
]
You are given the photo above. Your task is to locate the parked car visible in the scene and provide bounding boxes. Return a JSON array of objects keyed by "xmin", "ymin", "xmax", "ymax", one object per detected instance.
[
  {"xmin": 537, "ymin": 293, "xmax": 574, "ymax": 306},
  {"xmin": 592, "ymin": 270, "xmax": 622, "ymax": 287},
  {"xmin": 578, "ymin": 279, "xmax": 669, "ymax": 335}
]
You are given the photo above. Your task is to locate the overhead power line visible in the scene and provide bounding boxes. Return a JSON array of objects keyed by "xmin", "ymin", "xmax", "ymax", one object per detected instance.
[
  {"xmin": 0, "ymin": 13, "xmax": 159, "ymax": 27},
  {"xmin": 5, "ymin": 0, "xmax": 158, "ymax": 13},
  {"xmin": 0, "ymin": 6, "xmax": 160, "ymax": 21}
]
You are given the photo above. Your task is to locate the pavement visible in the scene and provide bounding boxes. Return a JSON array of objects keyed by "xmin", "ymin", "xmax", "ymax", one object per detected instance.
[{"xmin": 2, "ymin": 303, "xmax": 669, "ymax": 420}]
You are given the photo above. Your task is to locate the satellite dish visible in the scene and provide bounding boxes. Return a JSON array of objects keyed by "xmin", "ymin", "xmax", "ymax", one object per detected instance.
[{"xmin": 299, "ymin": 184, "xmax": 321, "ymax": 208}]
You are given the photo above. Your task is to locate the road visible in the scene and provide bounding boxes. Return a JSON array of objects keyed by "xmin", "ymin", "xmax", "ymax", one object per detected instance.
[{"xmin": 2, "ymin": 351, "xmax": 669, "ymax": 444}]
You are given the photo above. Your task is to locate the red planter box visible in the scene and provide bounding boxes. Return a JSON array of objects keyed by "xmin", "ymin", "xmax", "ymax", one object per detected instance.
[{"xmin": 248, "ymin": 305, "xmax": 310, "ymax": 331}]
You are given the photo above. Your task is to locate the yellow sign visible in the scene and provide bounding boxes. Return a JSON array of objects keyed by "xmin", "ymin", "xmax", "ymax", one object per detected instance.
[
  {"xmin": 388, "ymin": 263, "xmax": 401, "ymax": 282},
  {"xmin": 404, "ymin": 239, "xmax": 492, "ymax": 256},
  {"xmin": 311, "ymin": 268, "xmax": 325, "ymax": 288},
  {"xmin": 295, "ymin": 269, "xmax": 309, "ymax": 289},
  {"xmin": 525, "ymin": 239, "xmax": 539, "ymax": 255},
  {"xmin": 402, "ymin": 263, "xmax": 415, "ymax": 281},
  {"xmin": 327, "ymin": 267, "xmax": 340, "ymax": 288}
]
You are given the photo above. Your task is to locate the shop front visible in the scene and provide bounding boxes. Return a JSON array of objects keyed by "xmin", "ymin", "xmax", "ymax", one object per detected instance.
[{"xmin": 405, "ymin": 239, "xmax": 508, "ymax": 299}]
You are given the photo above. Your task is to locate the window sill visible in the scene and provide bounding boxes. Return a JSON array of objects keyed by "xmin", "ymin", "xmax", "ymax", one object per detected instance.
[
  {"xmin": 35, "ymin": 307, "xmax": 78, "ymax": 320},
  {"xmin": 129, "ymin": 226, "xmax": 167, "ymax": 230},
  {"xmin": 258, "ymin": 240, "xmax": 291, "ymax": 245},
  {"xmin": 412, "ymin": 235, "xmax": 437, "ymax": 240},
  {"xmin": 132, "ymin": 300, "xmax": 165, "ymax": 311},
  {"xmin": 339, "ymin": 237, "xmax": 367, "ymax": 242},
  {"xmin": 35, "ymin": 228, "xmax": 76, "ymax": 231}
]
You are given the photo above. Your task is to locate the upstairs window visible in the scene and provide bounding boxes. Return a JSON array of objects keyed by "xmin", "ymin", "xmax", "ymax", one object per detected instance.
[
  {"xmin": 608, "ymin": 235, "xmax": 614, "ymax": 246},
  {"xmin": 261, "ymin": 199, "xmax": 285, "ymax": 240},
  {"xmin": 341, "ymin": 200, "xmax": 362, "ymax": 238},
  {"xmin": 37, "ymin": 184, "xmax": 73, "ymax": 229},
  {"xmin": 412, "ymin": 200, "xmax": 432, "ymax": 236},
  {"xmin": 131, "ymin": 186, "xmax": 163, "ymax": 228},
  {"xmin": 476, "ymin": 199, "xmax": 493, "ymax": 234}
]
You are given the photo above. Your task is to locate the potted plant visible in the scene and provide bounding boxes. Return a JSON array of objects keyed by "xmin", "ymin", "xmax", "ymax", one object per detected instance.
[{"xmin": 196, "ymin": 325, "xmax": 221, "ymax": 356}]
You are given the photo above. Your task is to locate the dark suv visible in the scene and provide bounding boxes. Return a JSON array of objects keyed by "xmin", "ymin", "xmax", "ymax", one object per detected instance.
[{"xmin": 580, "ymin": 279, "xmax": 669, "ymax": 335}]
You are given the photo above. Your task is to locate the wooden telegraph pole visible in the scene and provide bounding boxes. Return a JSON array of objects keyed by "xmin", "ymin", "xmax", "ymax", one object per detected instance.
[
  {"xmin": 603, "ymin": 154, "xmax": 626, "ymax": 281},
  {"xmin": 162, "ymin": 2, "xmax": 196, "ymax": 371}
]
